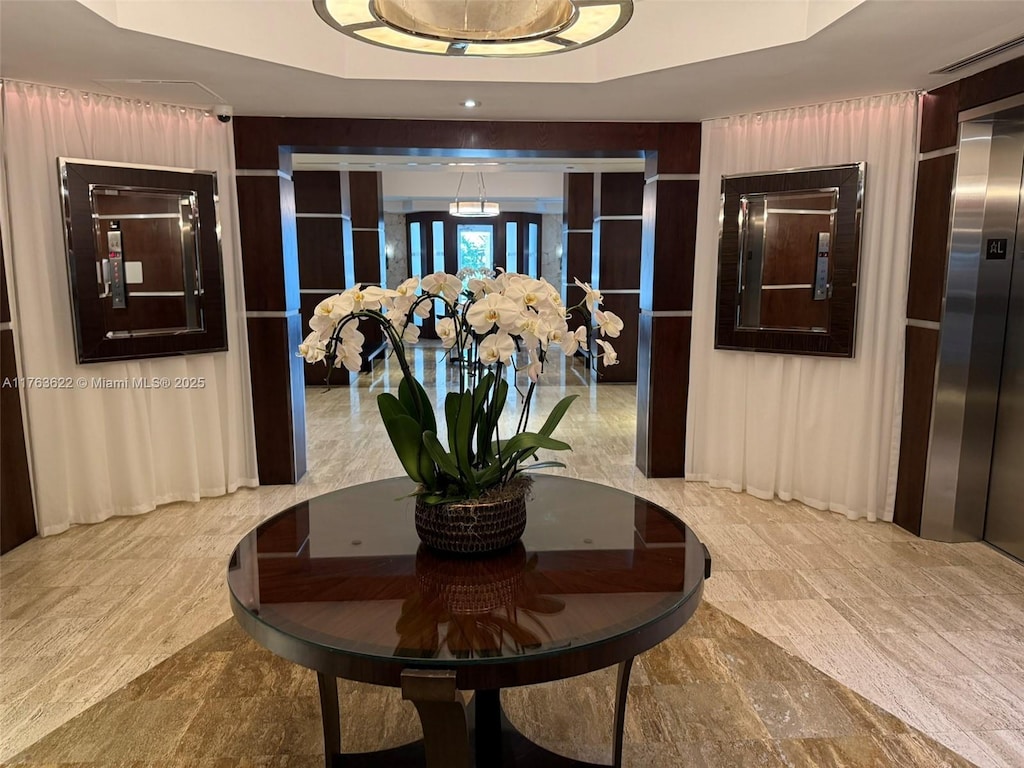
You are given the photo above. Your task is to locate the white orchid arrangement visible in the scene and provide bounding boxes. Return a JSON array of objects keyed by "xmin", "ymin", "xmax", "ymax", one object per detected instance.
[{"xmin": 299, "ymin": 271, "xmax": 621, "ymax": 505}]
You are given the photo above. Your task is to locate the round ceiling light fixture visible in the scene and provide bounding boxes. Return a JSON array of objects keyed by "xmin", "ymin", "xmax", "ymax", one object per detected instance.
[
  {"xmin": 313, "ymin": 0, "xmax": 633, "ymax": 58},
  {"xmin": 450, "ymin": 172, "xmax": 499, "ymax": 218}
]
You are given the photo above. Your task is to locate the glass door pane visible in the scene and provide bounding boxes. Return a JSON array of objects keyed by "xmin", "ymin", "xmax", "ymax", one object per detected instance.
[
  {"xmin": 505, "ymin": 221, "xmax": 518, "ymax": 274},
  {"xmin": 432, "ymin": 220, "xmax": 446, "ymax": 318},
  {"xmin": 527, "ymin": 222, "xmax": 539, "ymax": 277},
  {"xmin": 457, "ymin": 224, "xmax": 494, "ymax": 285}
]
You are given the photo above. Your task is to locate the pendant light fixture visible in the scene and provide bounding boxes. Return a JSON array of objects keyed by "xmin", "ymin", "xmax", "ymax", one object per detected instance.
[
  {"xmin": 313, "ymin": 0, "xmax": 633, "ymax": 58},
  {"xmin": 449, "ymin": 172, "xmax": 499, "ymax": 218}
]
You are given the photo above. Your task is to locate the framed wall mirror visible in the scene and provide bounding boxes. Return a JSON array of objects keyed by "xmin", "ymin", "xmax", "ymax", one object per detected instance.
[
  {"xmin": 59, "ymin": 159, "xmax": 228, "ymax": 363},
  {"xmin": 715, "ymin": 163, "xmax": 865, "ymax": 357}
]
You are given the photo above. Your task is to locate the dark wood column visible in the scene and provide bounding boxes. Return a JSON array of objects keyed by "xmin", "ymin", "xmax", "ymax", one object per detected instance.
[
  {"xmin": 235, "ymin": 154, "xmax": 306, "ymax": 484},
  {"xmin": 561, "ymin": 173, "xmax": 594, "ymax": 309},
  {"xmin": 294, "ymin": 171, "xmax": 349, "ymax": 385},
  {"xmin": 342, "ymin": 171, "xmax": 387, "ymax": 365},
  {"xmin": 893, "ymin": 86, "xmax": 956, "ymax": 535},
  {"xmin": 636, "ymin": 127, "xmax": 701, "ymax": 477},
  {"xmin": 592, "ymin": 172, "xmax": 644, "ymax": 383},
  {"xmin": 893, "ymin": 55, "xmax": 1024, "ymax": 535},
  {"xmin": 1, "ymin": 241, "xmax": 37, "ymax": 553}
]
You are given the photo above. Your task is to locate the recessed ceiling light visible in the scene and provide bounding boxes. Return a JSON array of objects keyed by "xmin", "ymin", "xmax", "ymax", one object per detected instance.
[{"xmin": 462, "ymin": 99, "xmax": 479, "ymax": 109}]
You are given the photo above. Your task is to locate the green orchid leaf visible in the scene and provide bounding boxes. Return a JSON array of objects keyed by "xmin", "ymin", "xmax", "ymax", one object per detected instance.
[
  {"xmin": 418, "ymin": 436, "xmax": 437, "ymax": 489},
  {"xmin": 538, "ymin": 394, "xmax": 578, "ymax": 438},
  {"xmin": 503, "ymin": 432, "xmax": 572, "ymax": 456},
  {"xmin": 479, "ymin": 377, "xmax": 509, "ymax": 464},
  {"xmin": 398, "ymin": 377, "xmax": 417, "ymax": 418},
  {"xmin": 472, "ymin": 372, "xmax": 495, "ymax": 413},
  {"xmin": 518, "ymin": 393, "xmax": 578, "ymax": 464},
  {"xmin": 474, "ymin": 462, "xmax": 503, "ymax": 487},
  {"xmin": 399, "ymin": 377, "xmax": 437, "ymax": 433},
  {"xmin": 409, "ymin": 377, "xmax": 438, "ymax": 433},
  {"xmin": 382, "ymin": 414, "xmax": 427, "ymax": 484},
  {"xmin": 377, "ymin": 392, "xmax": 408, "ymax": 422},
  {"xmin": 422, "ymin": 431, "xmax": 461, "ymax": 480},
  {"xmin": 473, "ymin": 372, "xmax": 495, "ymax": 461},
  {"xmin": 454, "ymin": 392, "xmax": 478, "ymax": 492},
  {"xmin": 500, "ymin": 432, "xmax": 572, "ymax": 478},
  {"xmin": 444, "ymin": 391, "xmax": 461, "ymax": 462},
  {"xmin": 492, "ymin": 377, "xmax": 509, "ymax": 423}
]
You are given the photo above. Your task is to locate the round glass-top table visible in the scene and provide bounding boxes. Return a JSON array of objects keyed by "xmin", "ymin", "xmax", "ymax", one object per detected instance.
[{"xmin": 228, "ymin": 476, "xmax": 710, "ymax": 768}]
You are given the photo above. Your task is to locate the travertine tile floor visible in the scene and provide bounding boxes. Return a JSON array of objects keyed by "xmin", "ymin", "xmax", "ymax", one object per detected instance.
[{"xmin": 1, "ymin": 346, "xmax": 1022, "ymax": 766}]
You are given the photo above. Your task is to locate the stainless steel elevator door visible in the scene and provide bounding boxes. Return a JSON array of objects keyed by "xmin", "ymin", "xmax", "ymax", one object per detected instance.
[{"xmin": 984, "ymin": 131, "xmax": 1024, "ymax": 562}]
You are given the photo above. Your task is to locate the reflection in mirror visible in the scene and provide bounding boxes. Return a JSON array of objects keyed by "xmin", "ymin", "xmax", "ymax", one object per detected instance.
[
  {"xmin": 91, "ymin": 187, "xmax": 203, "ymax": 338},
  {"xmin": 716, "ymin": 163, "xmax": 864, "ymax": 358},
  {"xmin": 59, "ymin": 159, "xmax": 227, "ymax": 363},
  {"xmin": 737, "ymin": 189, "xmax": 838, "ymax": 332}
]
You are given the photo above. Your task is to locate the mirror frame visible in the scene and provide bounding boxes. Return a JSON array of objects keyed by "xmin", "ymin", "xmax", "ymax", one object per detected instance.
[
  {"xmin": 59, "ymin": 159, "xmax": 228, "ymax": 364},
  {"xmin": 715, "ymin": 163, "xmax": 865, "ymax": 357}
]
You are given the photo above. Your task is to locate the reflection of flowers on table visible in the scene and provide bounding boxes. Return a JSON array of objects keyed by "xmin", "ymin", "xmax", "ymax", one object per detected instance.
[{"xmin": 396, "ymin": 544, "xmax": 565, "ymax": 659}]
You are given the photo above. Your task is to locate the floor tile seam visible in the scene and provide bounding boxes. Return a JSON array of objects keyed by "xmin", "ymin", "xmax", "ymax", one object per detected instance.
[
  {"xmin": 905, "ymin": 671, "xmax": 1024, "ymax": 720},
  {"xmin": 859, "ymin": 632, "xmax": 990, "ymax": 677}
]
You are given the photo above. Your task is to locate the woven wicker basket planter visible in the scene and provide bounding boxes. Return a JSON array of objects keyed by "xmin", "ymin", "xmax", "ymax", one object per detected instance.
[{"xmin": 414, "ymin": 479, "xmax": 529, "ymax": 556}]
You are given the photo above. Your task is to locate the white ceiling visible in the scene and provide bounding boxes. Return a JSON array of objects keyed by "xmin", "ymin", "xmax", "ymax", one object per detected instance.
[{"xmin": 1, "ymin": 1, "xmax": 1022, "ymax": 121}]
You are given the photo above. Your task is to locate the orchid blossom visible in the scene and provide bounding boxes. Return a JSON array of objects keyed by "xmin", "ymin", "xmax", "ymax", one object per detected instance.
[{"xmin": 298, "ymin": 270, "xmax": 617, "ymax": 506}]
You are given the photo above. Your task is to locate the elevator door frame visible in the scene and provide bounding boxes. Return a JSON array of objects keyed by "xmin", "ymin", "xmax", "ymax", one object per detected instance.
[
  {"xmin": 983, "ymin": 151, "xmax": 1024, "ymax": 560},
  {"xmin": 921, "ymin": 95, "xmax": 1024, "ymax": 545}
]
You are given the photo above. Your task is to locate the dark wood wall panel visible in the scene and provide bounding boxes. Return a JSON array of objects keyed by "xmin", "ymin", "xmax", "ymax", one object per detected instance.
[
  {"xmin": 296, "ymin": 218, "xmax": 345, "ymax": 289},
  {"xmin": 100, "ymin": 297, "xmax": 187, "ymax": 333},
  {"xmin": 596, "ymin": 220, "xmax": 643, "ymax": 290},
  {"xmin": 1, "ymin": 330, "xmax": 36, "ymax": 553},
  {"xmin": 958, "ymin": 55, "xmax": 1024, "ymax": 112},
  {"xmin": 294, "ymin": 171, "xmax": 352, "ymax": 384},
  {"xmin": 636, "ymin": 314, "xmax": 690, "ymax": 477},
  {"xmin": 294, "ymin": 171, "xmax": 342, "ymax": 213},
  {"xmin": 234, "ymin": 118, "xmax": 667, "ymax": 170},
  {"xmin": 920, "ymin": 82, "xmax": 960, "ymax": 153},
  {"xmin": 907, "ymin": 154, "xmax": 956, "ymax": 322},
  {"xmin": 343, "ymin": 172, "xmax": 386, "ymax": 366},
  {"xmin": 351, "ymin": 230, "xmax": 384, "ymax": 284},
  {"xmin": 759, "ymin": 289, "xmax": 829, "ymax": 330},
  {"xmin": 592, "ymin": 174, "xmax": 643, "ymax": 383},
  {"xmin": 347, "ymin": 172, "xmax": 384, "ymax": 229},
  {"xmin": 92, "ymin": 219, "xmax": 184, "ymax": 291},
  {"xmin": 564, "ymin": 174, "xmax": 595, "ymax": 230},
  {"xmin": 651, "ymin": 125, "xmax": 702, "ymax": 174},
  {"xmin": 246, "ymin": 315, "xmax": 306, "ymax": 483},
  {"xmin": 1, "ymin": 243, "xmax": 9, "ymax": 324},
  {"xmin": 563, "ymin": 173, "xmax": 595, "ymax": 309},
  {"xmin": 1, "ymin": 236, "xmax": 36, "ymax": 552},
  {"xmin": 894, "ymin": 326, "xmax": 940, "ymax": 535},
  {"xmin": 596, "ymin": 293, "xmax": 639, "ymax": 384},
  {"xmin": 596, "ymin": 172, "xmax": 644, "ymax": 216},
  {"xmin": 236, "ymin": 176, "xmax": 298, "ymax": 313},
  {"xmin": 641, "ymin": 180, "xmax": 698, "ymax": 313},
  {"xmin": 762, "ymin": 213, "xmax": 832, "ymax": 285},
  {"xmin": 563, "ymin": 231, "xmax": 592, "ymax": 308}
]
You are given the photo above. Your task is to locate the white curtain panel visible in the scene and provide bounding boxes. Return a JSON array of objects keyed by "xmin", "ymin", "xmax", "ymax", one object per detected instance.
[
  {"xmin": 1, "ymin": 81, "xmax": 259, "ymax": 536},
  {"xmin": 685, "ymin": 92, "xmax": 919, "ymax": 522}
]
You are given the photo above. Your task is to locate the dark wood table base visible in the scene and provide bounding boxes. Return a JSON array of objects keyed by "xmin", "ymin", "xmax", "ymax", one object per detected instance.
[{"xmin": 318, "ymin": 659, "xmax": 634, "ymax": 768}]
